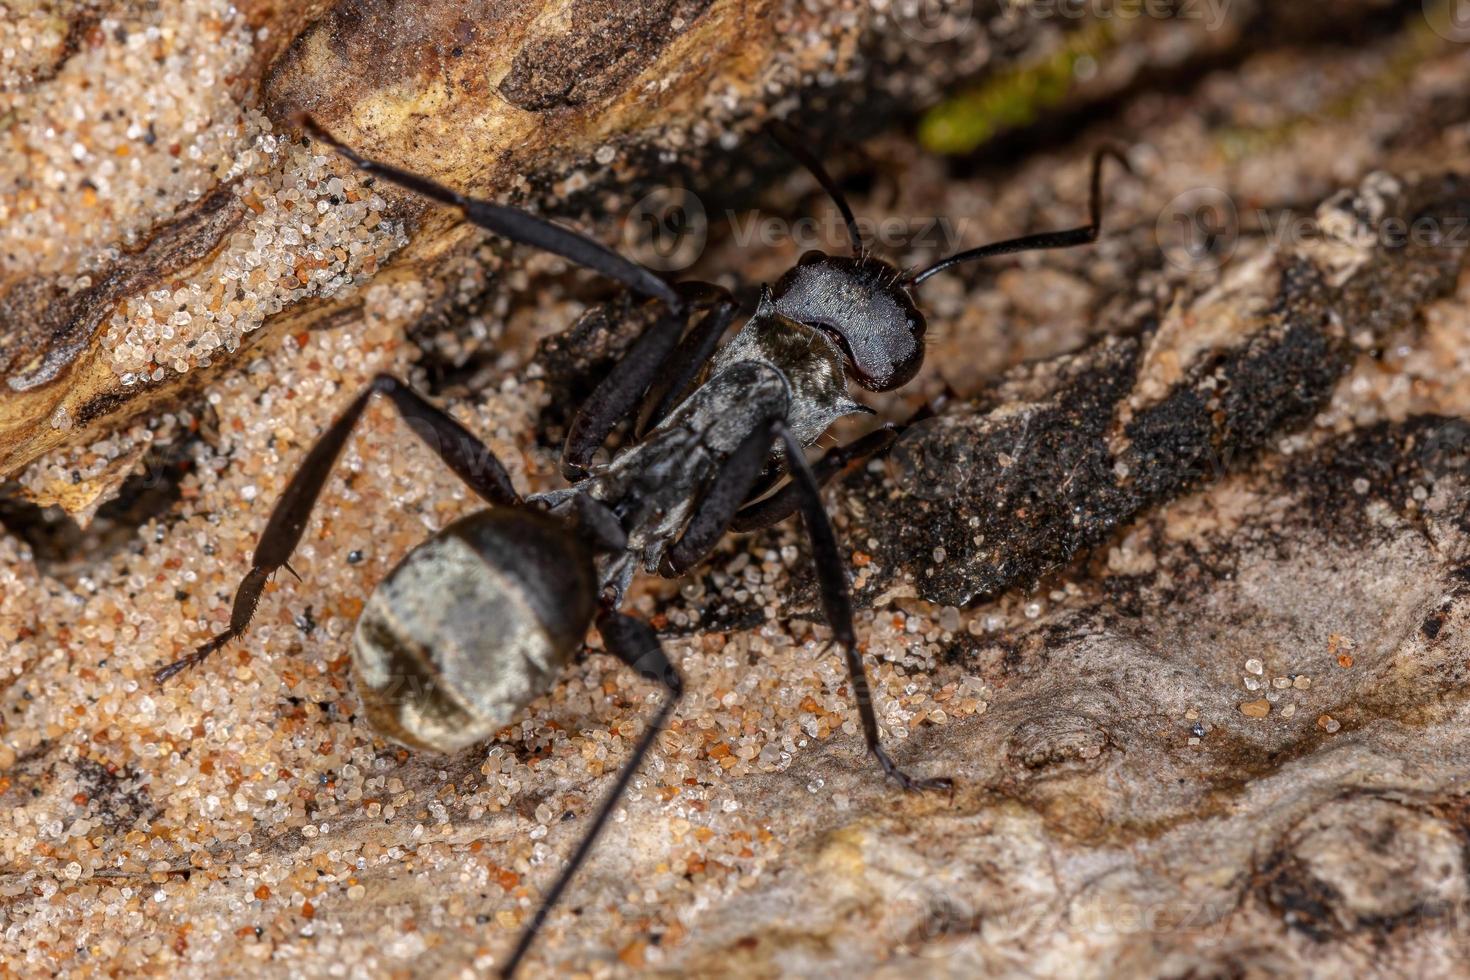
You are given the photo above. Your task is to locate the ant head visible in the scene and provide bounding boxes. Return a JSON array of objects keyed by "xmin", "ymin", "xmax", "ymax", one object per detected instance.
[
  {"xmin": 769, "ymin": 251, "xmax": 927, "ymax": 392},
  {"xmin": 762, "ymin": 128, "xmax": 1129, "ymax": 393}
]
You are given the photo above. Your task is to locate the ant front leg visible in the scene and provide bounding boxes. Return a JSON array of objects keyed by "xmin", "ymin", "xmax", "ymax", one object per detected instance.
[
  {"xmin": 499, "ymin": 609, "xmax": 683, "ymax": 979},
  {"xmin": 155, "ymin": 374, "xmax": 521, "ymax": 683},
  {"xmin": 661, "ymin": 417, "xmax": 949, "ymax": 792},
  {"xmin": 563, "ymin": 282, "xmax": 736, "ymax": 478},
  {"xmin": 636, "ymin": 282, "xmax": 738, "ymax": 436},
  {"xmin": 729, "ymin": 426, "xmax": 898, "ymax": 534},
  {"xmin": 771, "ymin": 422, "xmax": 951, "ymax": 792}
]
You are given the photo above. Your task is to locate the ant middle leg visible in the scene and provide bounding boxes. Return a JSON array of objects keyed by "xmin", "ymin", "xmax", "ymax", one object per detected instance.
[
  {"xmin": 770, "ymin": 421, "xmax": 951, "ymax": 792},
  {"xmin": 562, "ymin": 282, "xmax": 735, "ymax": 478},
  {"xmin": 730, "ymin": 381, "xmax": 962, "ymax": 535},
  {"xmin": 729, "ymin": 425, "xmax": 898, "ymax": 533},
  {"xmin": 155, "ymin": 374, "xmax": 521, "ymax": 683}
]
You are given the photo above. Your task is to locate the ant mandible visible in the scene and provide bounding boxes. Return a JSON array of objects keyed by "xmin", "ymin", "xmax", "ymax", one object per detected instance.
[{"xmin": 156, "ymin": 113, "xmax": 1131, "ymax": 976}]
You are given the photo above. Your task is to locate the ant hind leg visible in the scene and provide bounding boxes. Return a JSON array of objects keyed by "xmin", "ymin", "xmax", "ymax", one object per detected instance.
[
  {"xmin": 299, "ymin": 115, "xmax": 678, "ymax": 308},
  {"xmin": 656, "ymin": 412, "xmax": 949, "ymax": 792},
  {"xmin": 154, "ymin": 374, "xmax": 521, "ymax": 683},
  {"xmin": 498, "ymin": 610, "xmax": 683, "ymax": 979}
]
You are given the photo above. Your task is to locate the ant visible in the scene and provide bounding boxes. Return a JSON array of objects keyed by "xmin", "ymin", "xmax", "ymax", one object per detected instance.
[{"xmin": 155, "ymin": 113, "xmax": 1131, "ymax": 976}]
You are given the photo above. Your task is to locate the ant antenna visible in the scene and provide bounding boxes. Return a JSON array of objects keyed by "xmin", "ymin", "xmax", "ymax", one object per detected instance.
[
  {"xmin": 767, "ymin": 120, "xmax": 866, "ymax": 256},
  {"xmin": 908, "ymin": 145, "xmax": 1132, "ymax": 286},
  {"xmin": 294, "ymin": 114, "xmax": 681, "ymax": 309}
]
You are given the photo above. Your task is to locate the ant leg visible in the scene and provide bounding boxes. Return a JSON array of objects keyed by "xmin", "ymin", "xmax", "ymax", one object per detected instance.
[
  {"xmin": 636, "ymin": 283, "xmax": 738, "ymax": 436},
  {"xmin": 772, "ymin": 421, "xmax": 952, "ymax": 793},
  {"xmin": 500, "ymin": 610, "xmax": 682, "ymax": 979},
  {"xmin": 730, "ymin": 426, "xmax": 898, "ymax": 533},
  {"xmin": 562, "ymin": 283, "xmax": 733, "ymax": 478},
  {"xmin": 901, "ymin": 382, "xmax": 962, "ymax": 427},
  {"xmin": 662, "ymin": 416, "xmax": 785, "ymax": 576},
  {"xmin": 909, "ymin": 145, "xmax": 1132, "ymax": 286},
  {"xmin": 155, "ymin": 374, "xmax": 520, "ymax": 683},
  {"xmin": 657, "ymin": 417, "xmax": 944, "ymax": 790},
  {"xmin": 298, "ymin": 115, "xmax": 678, "ymax": 308},
  {"xmin": 731, "ymin": 383, "xmax": 960, "ymax": 534},
  {"xmin": 562, "ymin": 302, "xmax": 688, "ymax": 478},
  {"xmin": 567, "ymin": 492, "xmax": 628, "ymax": 553}
]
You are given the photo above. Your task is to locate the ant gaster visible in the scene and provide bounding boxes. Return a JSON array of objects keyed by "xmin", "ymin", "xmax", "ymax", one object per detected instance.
[{"xmin": 156, "ymin": 114, "xmax": 1131, "ymax": 976}]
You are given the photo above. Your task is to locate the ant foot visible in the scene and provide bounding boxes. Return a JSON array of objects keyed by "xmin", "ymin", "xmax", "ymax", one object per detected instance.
[{"xmin": 873, "ymin": 745, "xmax": 952, "ymax": 793}]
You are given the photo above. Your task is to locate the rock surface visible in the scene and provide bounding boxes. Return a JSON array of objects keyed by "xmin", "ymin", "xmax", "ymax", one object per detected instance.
[{"xmin": 4, "ymin": 3, "xmax": 1470, "ymax": 979}]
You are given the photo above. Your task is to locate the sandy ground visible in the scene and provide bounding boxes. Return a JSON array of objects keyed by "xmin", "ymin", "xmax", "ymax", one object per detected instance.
[{"xmin": 5, "ymin": 3, "xmax": 1470, "ymax": 978}]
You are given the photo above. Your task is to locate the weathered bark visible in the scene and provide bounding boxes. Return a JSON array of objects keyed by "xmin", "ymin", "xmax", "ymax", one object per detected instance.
[
  {"xmin": 0, "ymin": 0, "xmax": 1391, "ymax": 509},
  {"xmin": 5, "ymin": 3, "xmax": 1470, "ymax": 979},
  {"xmin": 0, "ymin": 0, "xmax": 1057, "ymax": 490},
  {"xmin": 841, "ymin": 171, "xmax": 1470, "ymax": 607}
]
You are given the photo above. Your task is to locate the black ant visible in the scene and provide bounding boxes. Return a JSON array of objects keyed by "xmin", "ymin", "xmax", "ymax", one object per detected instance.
[{"xmin": 154, "ymin": 114, "xmax": 1131, "ymax": 976}]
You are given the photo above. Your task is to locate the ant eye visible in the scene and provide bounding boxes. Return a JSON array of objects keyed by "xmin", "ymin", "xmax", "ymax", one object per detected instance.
[
  {"xmin": 771, "ymin": 256, "xmax": 926, "ymax": 391},
  {"xmin": 859, "ymin": 330, "xmax": 925, "ymax": 392},
  {"xmin": 798, "ymin": 249, "xmax": 828, "ymax": 265}
]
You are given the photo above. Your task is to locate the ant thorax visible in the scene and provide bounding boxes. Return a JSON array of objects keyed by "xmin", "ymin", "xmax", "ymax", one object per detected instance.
[
  {"xmin": 711, "ymin": 287, "xmax": 872, "ymax": 444},
  {"xmin": 558, "ymin": 358, "xmax": 793, "ymax": 601},
  {"xmin": 552, "ymin": 292, "xmax": 875, "ymax": 603}
]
